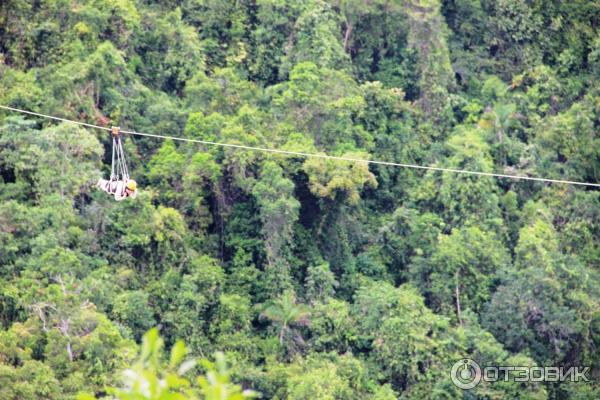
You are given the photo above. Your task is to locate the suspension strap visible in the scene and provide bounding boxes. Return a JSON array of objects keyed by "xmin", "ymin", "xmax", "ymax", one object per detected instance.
[
  {"xmin": 110, "ymin": 126, "xmax": 129, "ymax": 182},
  {"xmin": 110, "ymin": 137, "xmax": 117, "ymax": 181},
  {"xmin": 117, "ymin": 138, "xmax": 130, "ymax": 181}
]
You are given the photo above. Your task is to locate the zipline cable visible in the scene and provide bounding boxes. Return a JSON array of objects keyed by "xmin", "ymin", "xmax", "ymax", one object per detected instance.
[
  {"xmin": 0, "ymin": 105, "xmax": 111, "ymax": 131},
  {"xmin": 1, "ymin": 104, "xmax": 599, "ymax": 188}
]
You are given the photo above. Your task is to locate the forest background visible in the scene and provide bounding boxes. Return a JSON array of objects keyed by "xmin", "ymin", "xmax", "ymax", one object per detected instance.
[{"xmin": 0, "ymin": 0, "xmax": 599, "ymax": 399}]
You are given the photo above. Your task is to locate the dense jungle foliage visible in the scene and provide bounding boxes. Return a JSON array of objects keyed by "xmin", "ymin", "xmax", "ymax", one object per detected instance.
[{"xmin": 1, "ymin": 0, "xmax": 599, "ymax": 399}]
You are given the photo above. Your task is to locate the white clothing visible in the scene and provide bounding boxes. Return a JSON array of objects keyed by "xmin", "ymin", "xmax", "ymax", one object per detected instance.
[{"xmin": 96, "ymin": 178, "xmax": 137, "ymax": 201}]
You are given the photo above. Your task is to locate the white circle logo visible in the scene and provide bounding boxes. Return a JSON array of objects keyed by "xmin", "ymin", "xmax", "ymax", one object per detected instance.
[{"xmin": 451, "ymin": 358, "xmax": 482, "ymax": 389}]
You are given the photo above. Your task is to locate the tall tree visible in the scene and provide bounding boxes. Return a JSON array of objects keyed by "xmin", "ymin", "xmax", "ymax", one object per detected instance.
[
  {"xmin": 252, "ymin": 160, "xmax": 300, "ymax": 296},
  {"xmin": 404, "ymin": 0, "xmax": 455, "ymax": 122}
]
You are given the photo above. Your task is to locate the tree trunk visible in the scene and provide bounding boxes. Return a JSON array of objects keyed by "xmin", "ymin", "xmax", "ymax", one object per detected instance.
[
  {"xmin": 343, "ymin": 22, "xmax": 352, "ymax": 51},
  {"xmin": 455, "ymin": 270, "xmax": 463, "ymax": 325},
  {"xmin": 279, "ymin": 324, "xmax": 287, "ymax": 345},
  {"xmin": 66, "ymin": 342, "xmax": 73, "ymax": 362}
]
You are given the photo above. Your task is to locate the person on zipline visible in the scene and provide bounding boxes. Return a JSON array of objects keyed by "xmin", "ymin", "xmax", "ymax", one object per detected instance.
[
  {"xmin": 96, "ymin": 178, "xmax": 137, "ymax": 201},
  {"xmin": 97, "ymin": 126, "xmax": 138, "ymax": 201}
]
